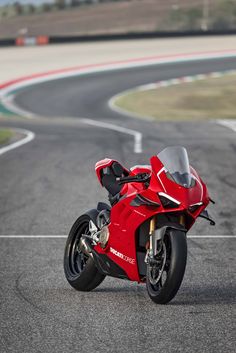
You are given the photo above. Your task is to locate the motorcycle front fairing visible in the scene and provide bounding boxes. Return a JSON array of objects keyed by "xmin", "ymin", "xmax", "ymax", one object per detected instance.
[
  {"xmin": 149, "ymin": 147, "xmax": 210, "ymax": 228},
  {"xmin": 94, "ymin": 147, "xmax": 210, "ymax": 282}
]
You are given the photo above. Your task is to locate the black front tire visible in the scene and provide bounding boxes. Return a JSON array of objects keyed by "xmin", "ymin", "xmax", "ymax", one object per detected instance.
[
  {"xmin": 64, "ymin": 214, "xmax": 105, "ymax": 291},
  {"xmin": 146, "ymin": 229, "xmax": 187, "ymax": 304}
]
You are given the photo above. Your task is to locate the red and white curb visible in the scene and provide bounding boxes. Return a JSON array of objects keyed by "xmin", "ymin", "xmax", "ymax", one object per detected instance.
[
  {"xmin": 1, "ymin": 49, "xmax": 236, "ymax": 115},
  {"xmin": 130, "ymin": 69, "xmax": 236, "ymax": 91},
  {"xmin": 1, "ymin": 48, "xmax": 236, "ymax": 95},
  {"xmin": 1, "ymin": 49, "xmax": 236, "ymax": 154},
  {"xmin": 0, "ymin": 128, "xmax": 35, "ymax": 156},
  {"xmin": 109, "ymin": 69, "xmax": 236, "ymax": 126}
]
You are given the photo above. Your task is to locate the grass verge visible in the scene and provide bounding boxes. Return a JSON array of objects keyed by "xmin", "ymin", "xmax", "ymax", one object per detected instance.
[
  {"xmin": 0, "ymin": 129, "xmax": 13, "ymax": 145},
  {"xmin": 115, "ymin": 74, "xmax": 236, "ymax": 121}
]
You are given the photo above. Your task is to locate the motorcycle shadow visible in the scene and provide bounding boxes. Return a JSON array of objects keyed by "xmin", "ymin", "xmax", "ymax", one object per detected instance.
[
  {"xmin": 94, "ymin": 284, "xmax": 146, "ymax": 295},
  {"xmin": 94, "ymin": 283, "xmax": 235, "ymax": 306},
  {"xmin": 171, "ymin": 284, "xmax": 236, "ymax": 306}
]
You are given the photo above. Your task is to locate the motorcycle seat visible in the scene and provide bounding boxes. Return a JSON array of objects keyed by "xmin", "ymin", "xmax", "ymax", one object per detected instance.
[{"xmin": 101, "ymin": 161, "xmax": 129, "ymax": 197}]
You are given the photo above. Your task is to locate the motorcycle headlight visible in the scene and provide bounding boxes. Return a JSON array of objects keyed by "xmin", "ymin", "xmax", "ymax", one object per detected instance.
[
  {"xmin": 158, "ymin": 192, "xmax": 180, "ymax": 209},
  {"xmin": 188, "ymin": 202, "xmax": 203, "ymax": 213}
]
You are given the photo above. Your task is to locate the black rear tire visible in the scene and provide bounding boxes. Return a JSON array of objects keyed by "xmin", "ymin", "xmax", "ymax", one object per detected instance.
[
  {"xmin": 146, "ymin": 229, "xmax": 187, "ymax": 304},
  {"xmin": 64, "ymin": 214, "xmax": 105, "ymax": 291}
]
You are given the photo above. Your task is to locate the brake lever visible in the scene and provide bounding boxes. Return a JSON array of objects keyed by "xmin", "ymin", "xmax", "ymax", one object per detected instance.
[
  {"xmin": 116, "ymin": 176, "xmax": 141, "ymax": 184},
  {"xmin": 116, "ymin": 173, "xmax": 150, "ymax": 184}
]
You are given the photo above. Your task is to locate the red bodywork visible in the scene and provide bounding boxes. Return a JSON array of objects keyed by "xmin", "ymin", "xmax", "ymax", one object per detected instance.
[{"xmin": 94, "ymin": 156, "xmax": 209, "ymax": 283}]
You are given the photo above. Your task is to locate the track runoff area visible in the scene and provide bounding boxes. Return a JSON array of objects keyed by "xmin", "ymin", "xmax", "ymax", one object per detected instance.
[{"xmin": 0, "ymin": 50, "xmax": 235, "ymax": 353}]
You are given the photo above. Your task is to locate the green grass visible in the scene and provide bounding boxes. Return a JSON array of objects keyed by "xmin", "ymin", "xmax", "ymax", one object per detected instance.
[
  {"xmin": 0, "ymin": 129, "xmax": 13, "ymax": 145},
  {"xmin": 114, "ymin": 74, "xmax": 236, "ymax": 121}
]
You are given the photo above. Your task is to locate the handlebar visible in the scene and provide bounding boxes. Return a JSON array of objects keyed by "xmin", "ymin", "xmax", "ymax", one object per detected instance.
[{"xmin": 116, "ymin": 173, "xmax": 150, "ymax": 185}]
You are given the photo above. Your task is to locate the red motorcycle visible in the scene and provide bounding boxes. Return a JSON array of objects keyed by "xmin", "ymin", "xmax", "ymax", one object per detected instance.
[{"xmin": 64, "ymin": 146, "xmax": 215, "ymax": 304}]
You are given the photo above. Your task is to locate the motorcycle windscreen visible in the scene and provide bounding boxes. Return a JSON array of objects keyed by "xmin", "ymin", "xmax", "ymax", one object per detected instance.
[{"xmin": 157, "ymin": 146, "xmax": 193, "ymax": 188}]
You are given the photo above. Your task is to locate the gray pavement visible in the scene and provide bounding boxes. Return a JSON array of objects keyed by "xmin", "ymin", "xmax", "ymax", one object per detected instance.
[
  {"xmin": 0, "ymin": 58, "xmax": 236, "ymax": 352},
  {"xmin": 0, "ymin": 238, "xmax": 235, "ymax": 353}
]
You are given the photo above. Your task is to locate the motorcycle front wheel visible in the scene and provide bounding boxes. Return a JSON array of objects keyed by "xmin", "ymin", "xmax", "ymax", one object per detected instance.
[
  {"xmin": 146, "ymin": 229, "xmax": 187, "ymax": 304},
  {"xmin": 64, "ymin": 214, "xmax": 105, "ymax": 291}
]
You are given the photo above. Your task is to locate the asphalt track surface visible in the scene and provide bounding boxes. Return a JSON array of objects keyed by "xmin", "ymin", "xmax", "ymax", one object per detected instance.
[{"xmin": 0, "ymin": 58, "xmax": 236, "ymax": 353}]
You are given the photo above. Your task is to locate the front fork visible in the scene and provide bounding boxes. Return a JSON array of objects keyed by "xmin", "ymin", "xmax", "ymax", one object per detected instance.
[
  {"xmin": 148, "ymin": 217, "xmax": 156, "ymax": 261},
  {"xmin": 145, "ymin": 216, "xmax": 162, "ymax": 264},
  {"xmin": 145, "ymin": 215, "xmax": 186, "ymax": 263}
]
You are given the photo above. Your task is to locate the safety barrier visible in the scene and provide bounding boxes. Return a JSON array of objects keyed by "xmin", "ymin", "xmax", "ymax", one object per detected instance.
[{"xmin": 0, "ymin": 29, "xmax": 236, "ymax": 47}]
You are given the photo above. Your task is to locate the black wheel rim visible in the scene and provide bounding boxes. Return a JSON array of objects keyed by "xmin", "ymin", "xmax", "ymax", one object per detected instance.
[{"xmin": 68, "ymin": 221, "xmax": 90, "ymax": 277}]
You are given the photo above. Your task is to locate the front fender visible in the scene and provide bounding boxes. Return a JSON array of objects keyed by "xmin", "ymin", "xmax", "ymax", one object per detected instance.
[
  {"xmin": 155, "ymin": 222, "xmax": 187, "ymax": 240},
  {"xmin": 152, "ymin": 223, "xmax": 186, "ymax": 256}
]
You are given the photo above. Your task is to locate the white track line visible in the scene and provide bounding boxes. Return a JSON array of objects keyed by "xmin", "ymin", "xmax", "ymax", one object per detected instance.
[
  {"xmin": 2, "ymin": 51, "xmax": 236, "ymax": 154},
  {"xmin": 4, "ymin": 94, "xmax": 143, "ymax": 153},
  {"xmin": 187, "ymin": 235, "xmax": 235, "ymax": 238},
  {"xmin": 1, "ymin": 94, "xmax": 35, "ymax": 118},
  {"xmin": 81, "ymin": 118, "xmax": 142, "ymax": 153},
  {"xmin": 0, "ymin": 128, "xmax": 35, "ymax": 156},
  {"xmin": 217, "ymin": 120, "xmax": 236, "ymax": 133},
  {"xmin": 2, "ymin": 97, "xmax": 143, "ymax": 153},
  {"xmin": 0, "ymin": 235, "xmax": 67, "ymax": 238},
  {"xmin": 0, "ymin": 235, "xmax": 235, "ymax": 239}
]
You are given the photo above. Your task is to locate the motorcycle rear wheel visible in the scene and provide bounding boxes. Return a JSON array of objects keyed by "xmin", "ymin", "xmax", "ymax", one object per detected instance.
[
  {"xmin": 146, "ymin": 229, "xmax": 187, "ymax": 304},
  {"xmin": 64, "ymin": 214, "xmax": 105, "ymax": 291}
]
